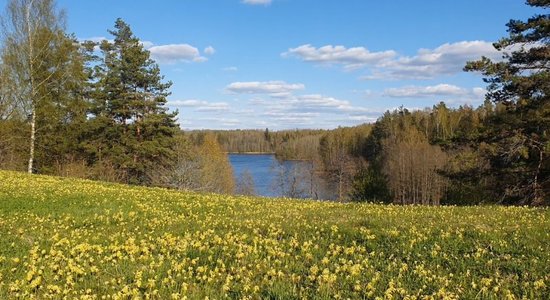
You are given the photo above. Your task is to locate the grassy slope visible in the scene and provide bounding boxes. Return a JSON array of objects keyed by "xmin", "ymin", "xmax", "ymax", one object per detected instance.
[{"xmin": 0, "ymin": 170, "xmax": 548, "ymax": 299}]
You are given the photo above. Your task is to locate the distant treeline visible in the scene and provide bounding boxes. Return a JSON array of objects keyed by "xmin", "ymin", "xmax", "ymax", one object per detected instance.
[
  {"xmin": 185, "ymin": 126, "xmax": 371, "ymax": 161},
  {"xmin": 192, "ymin": 93, "xmax": 548, "ymax": 205}
]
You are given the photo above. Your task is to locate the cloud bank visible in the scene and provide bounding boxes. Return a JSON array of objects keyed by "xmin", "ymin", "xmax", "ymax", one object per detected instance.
[
  {"xmin": 284, "ymin": 41, "xmax": 502, "ymax": 79},
  {"xmin": 226, "ymin": 81, "xmax": 305, "ymax": 95},
  {"xmin": 383, "ymin": 84, "xmax": 485, "ymax": 98},
  {"xmin": 242, "ymin": 0, "xmax": 272, "ymax": 5},
  {"xmin": 148, "ymin": 44, "xmax": 207, "ymax": 64}
]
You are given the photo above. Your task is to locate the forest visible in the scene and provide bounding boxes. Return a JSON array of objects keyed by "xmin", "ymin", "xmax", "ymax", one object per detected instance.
[{"xmin": 0, "ymin": 0, "xmax": 548, "ymax": 205}]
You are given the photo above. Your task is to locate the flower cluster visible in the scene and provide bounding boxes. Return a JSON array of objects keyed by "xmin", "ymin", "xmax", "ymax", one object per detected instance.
[{"xmin": 0, "ymin": 171, "xmax": 548, "ymax": 299}]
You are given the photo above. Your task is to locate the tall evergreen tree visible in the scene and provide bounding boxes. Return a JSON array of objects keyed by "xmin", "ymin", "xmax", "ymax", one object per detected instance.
[
  {"xmin": 465, "ymin": 0, "xmax": 549, "ymax": 205},
  {"xmin": 84, "ymin": 19, "xmax": 178, "ymax": 184}
]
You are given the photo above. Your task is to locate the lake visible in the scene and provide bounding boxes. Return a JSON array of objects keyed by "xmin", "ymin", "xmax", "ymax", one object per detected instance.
[
  {"xmin": 229, "ymin": 154, "xmax": 334, "ymax": 199},
  {"xmin": 229, "ymin": 154, "xmax": 281, "ymax": 197}
]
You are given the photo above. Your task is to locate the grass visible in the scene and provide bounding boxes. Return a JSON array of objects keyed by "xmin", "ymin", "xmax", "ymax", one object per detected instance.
[{"xmin": 0, "ymin": 170, "xmax": 548, "ymax": 299}]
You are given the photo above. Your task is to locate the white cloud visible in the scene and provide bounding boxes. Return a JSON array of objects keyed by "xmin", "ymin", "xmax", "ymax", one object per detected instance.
[
  {"xmin": 190, "ymin": 118, "xmax": 242, "ymax": 128},
  {"xmin": 242, "ymin": 0, "xmax": 272, "ymax": 5},
  {"xmin": 383, "ymin": 84, "xmax": 486, "ymax": 101},
  {"xmin": 285, "ymin": 41, "xmax": 503, "ymax": 80},
  {"xmin": 370, "ymin": 41, "xmax": 501, "ymax": 80},
  {"xmin": 348, "ymin": 115, "xmax": 378, "ymax": 122},
  {"xmin": 254, "ymin": 93, "xmax": 376, "ymax": 116},
  {"xmin": 202, "ymin": 118, "xmax": 241, "ymax": 126},
  {"xmin": 204, "ymin": 46, "xmax": 216, "ymax": 55},
  {"xmin": 140, "ymin": 41, "xmax": 154, "ymax": 49},
  {"xmin": 233, "ymin": 108, "xmax": 254, "ymax": 115},
  {"xmin": 226, "ymin": 81, "xmax": 305, "ymax": 94},
  {"xmin": 262, "ymin": 112, "xmax": 318, "ymax": 124},
  {"xmin": 170, "ymin": 100, "xmax": 203, "ymax": 106},
  {"xmin": 295, "ymin": 94, "xmax": 354, "ymax": 110},
  {"xmin": 222, "ymin": 66, "xmax": 238, "ymax": 72},
  {"xmin": 170, "ymin": 99, "xmax": 230, "ymax": 112},
  {"xmin": 183, "ymin": 90, "xmax": 380, "ymax": 129},
  {"xmin": 384, "ymin": 84, "xmax": 467, "ymax": 98},
  {"xmin": 263, "ymin": 112, "xmax": 319, "ymax": 117},
  {"xmin": 148, "ymin": 44, "xmax": 207, "ymax": 64},
  {"xmin": 81, "ymin": 37, "xmax": 208, "ymax": 65},
  {"xmin": 472, "ymin": 87, "xmax": 486, "ymax": 97},
  {"xmin": 283, "ymin": 44, "xmax": 397, "ymax": 70},
  {"xmin": 177, "ymin": 84, "xmax": 385, "ymax": 130}
]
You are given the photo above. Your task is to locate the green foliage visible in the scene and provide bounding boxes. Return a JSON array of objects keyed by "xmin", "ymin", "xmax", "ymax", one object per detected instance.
[
  {"xmin": 33, "ymin": 33, "xmax": 90, "ymax": 175},
  {"xmin": 83, "ymin": 19, "xmax": 179, "ymax": 185},
  {"xmin": 464, "ymin": 1, "xmax": 549, "ymax": 205},
  {"xmin": 0, "ymin": 119, "xmax": 27, "ymax": 170},
  {"xmin": 0, "ymin": 0, "xmax": 73, "ymax": 173},
  {"xmin": 441, "ymin": 148, "xmax": 495, "ymax": 205},
  {"xmin": 363, "ymin": 106, "xmax": 488, "ymax": 204},
  {"xmin": 350, "ymin": 166, "xmax": 390, "ymax": 203}
]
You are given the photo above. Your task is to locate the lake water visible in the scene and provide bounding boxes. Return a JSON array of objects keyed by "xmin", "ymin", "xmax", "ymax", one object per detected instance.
[
  {"xmin": 229, "ymin": 154, "xmax": 281, "ymax": 197},
  {"xmin": 229, "ymin": 154, "xmax": 334, "ymax": 199}
]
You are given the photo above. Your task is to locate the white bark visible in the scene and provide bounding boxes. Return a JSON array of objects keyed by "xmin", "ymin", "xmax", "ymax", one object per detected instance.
[
  {"xmin": 25, "ymin": 0, "xmax": 35, "ymax": 174},
  {"xmin": 27, "ymin": 108, "xmax": 35, "ymax": 173}
]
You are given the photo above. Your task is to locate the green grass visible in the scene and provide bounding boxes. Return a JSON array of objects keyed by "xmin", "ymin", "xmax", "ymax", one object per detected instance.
[{"xmin": 0, "ymin": 170, "xmax": 548, "ymax": 299}]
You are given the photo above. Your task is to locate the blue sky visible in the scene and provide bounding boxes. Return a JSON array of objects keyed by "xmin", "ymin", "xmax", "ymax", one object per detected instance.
[{"xmin": 50, "ymin": 1, "xmax": 541, "ymax": 129}]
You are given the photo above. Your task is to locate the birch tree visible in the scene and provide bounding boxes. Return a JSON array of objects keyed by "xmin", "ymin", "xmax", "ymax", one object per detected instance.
[{"xmin": 1, "ymin": 0, "xmax": 66, "ymax": 173}]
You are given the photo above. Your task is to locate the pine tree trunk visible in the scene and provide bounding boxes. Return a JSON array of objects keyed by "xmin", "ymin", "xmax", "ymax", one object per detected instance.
[{"xmin": 28, "ymin": 108, "xmax": 35, "ymax": 174}]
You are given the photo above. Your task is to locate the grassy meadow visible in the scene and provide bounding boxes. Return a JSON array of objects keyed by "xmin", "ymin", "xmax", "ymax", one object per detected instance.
[{"xmin": 0, "ymin": 170, "xmax": 548, "ymax": 299}]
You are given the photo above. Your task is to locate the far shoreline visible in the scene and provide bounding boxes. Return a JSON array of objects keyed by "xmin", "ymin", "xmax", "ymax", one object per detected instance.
[
  {"xmin": 226, "ymin": 152, "xmax": 276, "ymax": 155},
  {"xmin": 227, "ymin": 152, "xmax": 311, "ymax": 162}
]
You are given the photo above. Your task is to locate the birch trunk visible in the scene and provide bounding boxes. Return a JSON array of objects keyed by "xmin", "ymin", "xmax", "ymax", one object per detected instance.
[
  {"xmin": 26, "ymin": 1, "xmax": 35, "ymax": 174},
  {"xmin": 27, "ymin": 108, "xmax": 35, "ymax": 173}
]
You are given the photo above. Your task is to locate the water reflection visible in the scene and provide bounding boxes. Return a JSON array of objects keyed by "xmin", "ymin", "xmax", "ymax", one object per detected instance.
[{"xmin": 229, "ymin": 154, "xmax": 334, "ymax": 200}]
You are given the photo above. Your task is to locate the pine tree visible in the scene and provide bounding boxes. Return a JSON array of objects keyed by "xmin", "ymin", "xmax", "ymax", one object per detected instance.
[
  {"xmin": 84, "ymin": 19, "xmax": 178, "ymax": 184},
  {"xmin": 465, "ymin": 0, "xmax": 549, "ymax": 205}
]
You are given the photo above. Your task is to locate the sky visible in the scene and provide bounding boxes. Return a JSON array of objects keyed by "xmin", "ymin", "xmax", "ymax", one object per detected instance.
[{"xmin": 22, "ymin": 1, "xmax": 545, "ymax": 129}]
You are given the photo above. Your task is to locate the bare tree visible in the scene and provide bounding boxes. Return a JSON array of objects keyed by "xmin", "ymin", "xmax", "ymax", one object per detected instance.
[
  {"xmin": 271, "ymin": 161, "xmax": 309, "ymax": 199},
  {"xmin": 150, "ymin": 134, "xmax": 235, "ymax": 194},
  {"xmin": 236, "ymin": 169, "xmax": 256, "ymax": 196},
  {"xmin": 382, "ymin": 127, "xmax": 448, "ymax": 205},
  {"xmin": 149, "ymin": 135, "xmax": 205, "ymax": 191}
]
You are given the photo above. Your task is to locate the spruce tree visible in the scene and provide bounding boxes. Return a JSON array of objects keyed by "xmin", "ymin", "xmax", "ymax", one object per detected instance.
[{"xmin": 85, "ymin": 19, "xmax": 178, "ymax": 184}]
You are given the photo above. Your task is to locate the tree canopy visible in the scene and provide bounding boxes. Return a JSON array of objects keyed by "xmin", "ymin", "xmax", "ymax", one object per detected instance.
[
  {"xmin": 465, "ymin": 0, "xmax": 549, "ymax": 204},
  {"xmin": 83, "ymin": 19, "xmax": 179, "ymax": 185}
]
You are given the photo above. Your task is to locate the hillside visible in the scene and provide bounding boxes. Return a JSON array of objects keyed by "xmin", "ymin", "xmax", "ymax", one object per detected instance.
[{"xmin": 0, "ymin": 170, "xmax": 548, "ymax": 299}]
